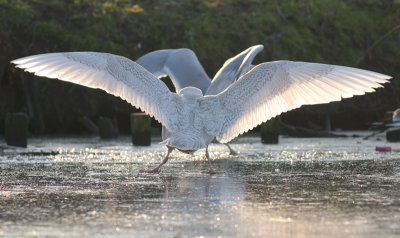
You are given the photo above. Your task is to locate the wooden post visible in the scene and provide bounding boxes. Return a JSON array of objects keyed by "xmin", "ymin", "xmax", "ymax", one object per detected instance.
[
  {"xmin": 5, "ymin": 112, "xmax": 29, "ymax": 147},
  {"xmin": 260, "ymin": 116, "xmax": 280, "ymax": 144},
  {"xmin": 98, "ymin": 116, "xmax": 118, "ymax": 139},
  {"xmin": 325, "ymin": 103, "xmax": 332, "ymax": 133},
  {"xmin": 130, "ymin": 113, "xmax": 151, "ymax": 146},
  {"xmin": 386, "ymin": 128, "xmax": 400, "ymax": 142}
]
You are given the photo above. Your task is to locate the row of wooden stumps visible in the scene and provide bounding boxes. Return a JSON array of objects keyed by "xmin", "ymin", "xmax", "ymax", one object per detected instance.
[
  {"xmin": 3, "ymin": 112, "xmax": 152, "ymax": 147},
  {"xmin": 96, "ymin": 113, "xmax": 280, "ymax": 145},
  {"xmin": 3, "ymin": 112, "xmax": 279, "ymax": 148},
  {"xmin": 79, "ymin": 113, "xmax": 152, "ymax": 146},
  {"xmin": 98, "ymin": 113, "xmax": 152, "ymax": 146}
]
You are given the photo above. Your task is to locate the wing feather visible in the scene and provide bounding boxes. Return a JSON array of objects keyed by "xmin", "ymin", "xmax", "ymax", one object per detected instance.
[
  {"xmin": 12, "ymin": 52, "xmax": 179, "ymax": 128},
  {"xmin": 205, "ymin": 45, "xmax": 264, "ymax": 95},
  {"xmin": 136, "ymin": 48, "xmax": 211, "ymax": 94},
  {"xmin": 209, "ymin": 60, "xmax": 391, "ymax": 143}
]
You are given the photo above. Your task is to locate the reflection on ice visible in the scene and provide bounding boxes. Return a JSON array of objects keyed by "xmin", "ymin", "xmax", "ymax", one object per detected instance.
[{"xmin": 0, "ymin": 135, "xmax": 399, "ymax": 237}]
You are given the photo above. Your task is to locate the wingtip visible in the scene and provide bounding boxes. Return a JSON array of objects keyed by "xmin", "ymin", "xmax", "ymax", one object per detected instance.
[
  {"xmin": 10, "ymin": 60, "xmax": 24, "ymax": 70},
  {"xmin": 10, "ymin": 56, "xmax": 32, "ymax": 65},
  {"xmin": 380, "ymin": 75, "xmax": 392, "ymax": 84},
  {"xmin": 252, "ymin": 44, "xmax": 263, "ymax": 47},
  {"xmin": 251, "ymin": 44, "xmax": 264, "ymax": 52},
  {"xmin": 377, "ymin": 72, "xmax": 392, "ymax": 80},
  {"xmin": 10, "ymin": 58, "xmax": 23, "ymax": 65},
  {"xmin": 11, "ymin": 53, "xmax": 59, "ymax": 66},
  {"xmin": 11, "ymin": 57, "xmax": 36, "ymax": 67}
]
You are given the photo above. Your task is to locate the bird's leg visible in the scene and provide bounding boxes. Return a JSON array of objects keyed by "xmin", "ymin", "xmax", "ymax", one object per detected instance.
[
  {"xmin": 224, "ymin": 143, "xmax": 238, "ymax": 155},
  {"xmin": 205, "ymin": 146, "xmax": 224, "ymax": 174},
  {"xmin": 140, "ymin": 146, "xmax": 174, "ymax": 173}
]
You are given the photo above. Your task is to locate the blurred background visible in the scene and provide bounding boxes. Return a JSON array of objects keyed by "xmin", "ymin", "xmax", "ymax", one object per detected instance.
[{"xmin": 0, "ymin": 0, "xmax": 399, "ymax": 135}]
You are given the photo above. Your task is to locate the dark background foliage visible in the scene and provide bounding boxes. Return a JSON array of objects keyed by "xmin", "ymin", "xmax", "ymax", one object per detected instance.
[{"xmin": 0, "ymin": 0, "xmax": 399, "ymax": 134}]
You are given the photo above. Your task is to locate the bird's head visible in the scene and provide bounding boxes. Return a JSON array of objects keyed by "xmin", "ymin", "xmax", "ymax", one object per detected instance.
[{"xmin": 178, "ymin": 87, "xmax": 203, "ymax": 98}]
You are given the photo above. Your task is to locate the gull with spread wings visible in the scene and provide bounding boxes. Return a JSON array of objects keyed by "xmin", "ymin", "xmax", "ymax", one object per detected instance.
[
  {"xmin": 136, "ymin": 45, "xmax": 264, "ymax": 155},
  {"xmin": 12, "ymin": 50, "xmax": 391, "ymax": 173}
]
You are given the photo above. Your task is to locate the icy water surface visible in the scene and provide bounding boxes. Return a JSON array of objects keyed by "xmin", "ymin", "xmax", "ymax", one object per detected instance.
[{"xmin": 0, "ymin": 134, "xmax": 400, "ymax": 237}]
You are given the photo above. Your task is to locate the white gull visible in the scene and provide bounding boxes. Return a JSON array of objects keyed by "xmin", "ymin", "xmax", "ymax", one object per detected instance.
[
  {"xmin": 11, "ymin": 51, "xmax": 391, "ymax": 173},
  {"xmin": 136, "ymin": 45, "xmax": 264, "ymax": 155}
]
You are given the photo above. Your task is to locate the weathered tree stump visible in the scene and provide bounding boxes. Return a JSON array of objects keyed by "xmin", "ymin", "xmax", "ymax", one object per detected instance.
[
  {"xmin": 79, "ymin": 116, "xmax": 100, "ymax": 134},
  {"xmin": 98, "ymin": 116, "xmax": 118, "ymax": 139},
  {"xmin": 386, "ymin": 128, "xmax": 400, "ymax": 142},
  {"xmin": 5, "ymin": 112, "xmax": 29, "ymax": 147},
  {"xmin": 260, "ymin": 116, "xmax": 280, "ymax": 144},
  {"xmin": 130, "ymin": 113, "xmax": 151, "ymax": 146}
]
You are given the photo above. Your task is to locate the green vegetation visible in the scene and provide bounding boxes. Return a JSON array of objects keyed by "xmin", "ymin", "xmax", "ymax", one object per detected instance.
[{"xmin": 0, "ymin": 0, "xmax": 399, "ymax": 133}]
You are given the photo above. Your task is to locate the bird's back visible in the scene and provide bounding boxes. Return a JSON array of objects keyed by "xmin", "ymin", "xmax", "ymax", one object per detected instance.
[{"xmin": 160, "ymin": 89, "xmax": 215, "ymax": 151}]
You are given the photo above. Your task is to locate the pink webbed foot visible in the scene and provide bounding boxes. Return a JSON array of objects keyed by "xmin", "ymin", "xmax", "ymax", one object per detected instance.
[{"xmin": 139, "ymin": 146, "xmax": 174, "ymax": 174}]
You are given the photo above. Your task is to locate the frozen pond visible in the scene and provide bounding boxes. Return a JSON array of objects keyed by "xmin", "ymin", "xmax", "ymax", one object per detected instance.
[{"xmin": 0, "ymin": 134, "xmax": 399, "ymax": 237}]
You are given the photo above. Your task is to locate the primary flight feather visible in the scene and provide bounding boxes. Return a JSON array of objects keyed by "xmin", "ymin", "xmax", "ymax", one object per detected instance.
[{"xmin": 12, "ymin": 50, "xmax": 391, "ymax": 173}]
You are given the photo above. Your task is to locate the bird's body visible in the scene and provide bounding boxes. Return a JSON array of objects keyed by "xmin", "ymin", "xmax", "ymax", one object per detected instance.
[
  {"xmin": 137, "ymin": 45, "xmax": 264, "ymax": 155},
  {"xmin": 12, "ymin": 49, "xmax": 392, "ymax": 173},
  {"xmin": 160, "ymin": 87, "xmax": 214, "ymax": 152}
]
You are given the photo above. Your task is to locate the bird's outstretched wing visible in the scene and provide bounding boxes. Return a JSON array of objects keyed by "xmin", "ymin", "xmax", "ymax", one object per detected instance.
[
  {"xmin": 205, "ymin": 45, "xmax": 264, "ymax": 95},
  {"xmin": 12, "ymin": 52, "xmax": 183, "ymax": 129},
  {"xmin": 204, "ymin": 61, "xmax": 391, "ymax": 143},
  {"xmin": 136, "ymin": 48, "xmax": 211, "ymax": 94}
]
